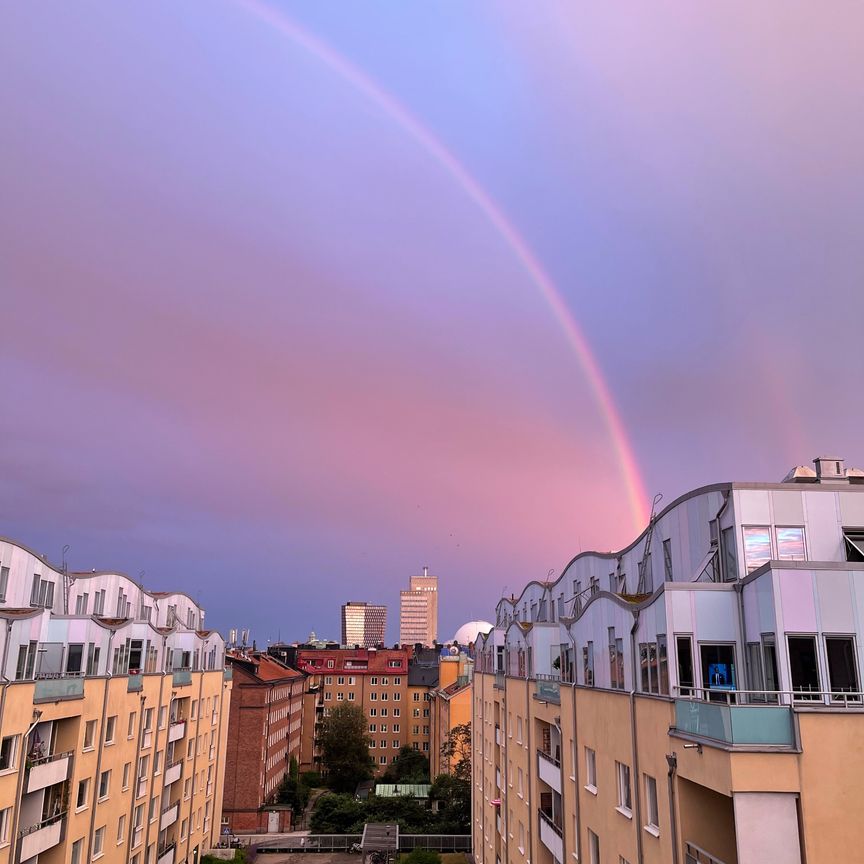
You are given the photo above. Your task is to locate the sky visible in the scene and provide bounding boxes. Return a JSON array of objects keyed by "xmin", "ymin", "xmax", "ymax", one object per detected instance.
[{"xmin": 1, "ymin": 2, "xmax": 863, "ymax": 644}]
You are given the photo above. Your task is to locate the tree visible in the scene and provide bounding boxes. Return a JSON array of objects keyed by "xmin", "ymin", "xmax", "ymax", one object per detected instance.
[
  {"xmin": 277, "ymin": 757, "xmax": 311, "ymax": 815},
  {"xmin": 310, "ymin": 793, "xmax": 367, "ymax": 833},
  {"xmin": 318, "ymin": 703, "xmax": 375, "ymax": 793},
  {"xmin": 380, "ymin": 746, "xmax": 430, "ymax": 784},
  {"xmin": 439, "ymin": 722, "xmax": 471, "ymax": 782},
  {"xmin": 429, "ymin": 773, "xmax": 470, "ymax": 834}
]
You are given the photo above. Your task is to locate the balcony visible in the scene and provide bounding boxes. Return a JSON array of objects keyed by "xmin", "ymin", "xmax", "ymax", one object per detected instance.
[
  {"xmin": 157, "ymin": 841, "xmax": 176, "ymax": 864},
  {"xmin": 168, "ymin": 720, "xmax": 186, "ymax": 743},
  {"xmin": 534, "ymin": 678, "xmax": 560, "ymax": 704},
  {"xmin": 538, "ymin": 810, "xmax": 563, "ymax": 861},
  {"xmin": 494, "ymin": 672, "xmax": 505, "ymax": 690},
  {"xmin": 19, "ymin": 813, "xmax": 65, "ymax": 859},
  {"xmin": 161, "ymin": 802, "xmax": 179, "ymax": 830},
  {"xmin": 495, "ymin": 725, "xmax": 504, "ymax": 747},
  {"xmin": 537, "ymin": 749, "xmax": 562, "ymax": 794},
  {"xmin": 164, "ymin": 761, "xmax": 182, "ymax": 786},
  {"xmin": 128, "ymin": 673, "xmax": 144, "ymax": 692},
  {"xmin": 26, "ymin": 751, "xmax": 72, "ymax": 793},
  {"xmin": 172, "ymin": 669, "xmax": 192, "ymax": 687},
  {"xmin": 34, "ymin": 676, "xmax": 84, "ymax": 703},
  {"xmin": 223, "ymin": 666, "xmax": 233, "ymax": 681},
  {"xmin": 673, "ymin": 699, "xmax": 795, "ymax": 747}
]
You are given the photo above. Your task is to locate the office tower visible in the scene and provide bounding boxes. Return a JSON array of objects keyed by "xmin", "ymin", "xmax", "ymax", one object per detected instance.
[
  {"xmin": 0, "ymin": 536, "xmax": 230, "ymax": 864},
  {"xmin": 399, "ymin": 567, "xmax": 438, "ymax": 646},
  {"xmin": 473, "ymin": 456, "xmax": 864, "ymax": 864},
  {"xmin": 341, "ymin": 602, "xmax": 387, "ymax": 648}
]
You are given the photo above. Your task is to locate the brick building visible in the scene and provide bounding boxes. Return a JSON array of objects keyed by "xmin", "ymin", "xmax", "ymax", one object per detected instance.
[
  {"xmin": 223, "ymin": 650, "xmax": 306, "ymax": 833},
  {"xmin": 291, "ymin": 647, "xmax": 436, "ymax": 773}
]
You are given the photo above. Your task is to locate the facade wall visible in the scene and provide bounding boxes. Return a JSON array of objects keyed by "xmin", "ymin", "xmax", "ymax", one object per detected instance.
[
  {"xmin": 0, "ymin": 537, "xmax": 229, "ymax": 864},
  {"xmin": 474, "ymin": 468, "xmax": 864, "ymax": 864}
]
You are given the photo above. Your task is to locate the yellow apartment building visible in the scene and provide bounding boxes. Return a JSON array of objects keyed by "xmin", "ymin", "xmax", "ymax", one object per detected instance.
[
  {"xmin": 0, "ymin": 537, "xmax": 230, "ymax": 864},
  {"xmin": 473, "ymin": 458, "xmax": 864, "ymax": 864}
]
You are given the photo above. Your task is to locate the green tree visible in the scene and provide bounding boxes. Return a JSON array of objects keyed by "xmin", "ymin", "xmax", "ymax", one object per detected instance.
[
  {"xmin": 429, "ymin": 773, "xmax": 470, "ymax": 834},
  {"xmin": 401, "ymin": 851, "xmax": 441, "ymax": 864},
  {"xmin": 318, "ymin": 703, "xmax": 375, "ymax": 793},
  {"xmin": 381, "ymin": 746, "xmax": 430, "ymax": 783},
  {"xmin": 309, "ymin": 793, "xmax": 367, "ymax": 833},
  {"xmin": 277, "ymin": 757, "xmax": 311, "ymax": 815},
  {"xmin": 439, "ymin": 722, "xmax": 471, "ymax": 782}
]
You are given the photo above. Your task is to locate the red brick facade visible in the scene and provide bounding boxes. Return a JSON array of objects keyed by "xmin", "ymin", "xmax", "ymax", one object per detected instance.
[{"xmin": 223, "ymin": 650, "xmax": 306, "ymax": 833}]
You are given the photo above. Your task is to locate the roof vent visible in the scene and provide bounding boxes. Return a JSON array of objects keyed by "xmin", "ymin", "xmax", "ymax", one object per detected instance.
[
  {"xmin": 814, "ymin": 456, "xmax": 849, "ymax": 484},
  {"xmin": 782, "ymin": 465, "xmax": 817, "ymax": 484}
]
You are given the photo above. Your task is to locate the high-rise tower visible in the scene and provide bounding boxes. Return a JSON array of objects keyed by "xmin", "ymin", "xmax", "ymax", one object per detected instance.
[
  {"xmin": 399, "ymin": 566, "xmax": 438, "ymax": 645},
  {"xmin": 341, "ymin": 601, "xmax": 387, "ymax": 648}
]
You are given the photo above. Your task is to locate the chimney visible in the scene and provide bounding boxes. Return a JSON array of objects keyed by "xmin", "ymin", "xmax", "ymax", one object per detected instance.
[{"xmin": 813, "ymin": 456, "xmax": 848, "ymax": 484}]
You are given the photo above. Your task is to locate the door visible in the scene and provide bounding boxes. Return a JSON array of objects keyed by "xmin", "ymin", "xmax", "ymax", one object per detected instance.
[{"xmin": 268, "ymin": 811, "xmax": 279, "ymax": 832}]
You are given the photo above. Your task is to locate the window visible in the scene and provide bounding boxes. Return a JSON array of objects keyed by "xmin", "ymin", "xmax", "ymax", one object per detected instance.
[
  {"xmin": 325, "ymin": 676, "xmax": 332, "ymax": 685},
  {"xmin": 94, "ymin": 826, "xmax": 105, "ymax": 857},
  {"xmin": 148, "ymin": 797, "xmax": 157, "ymax": 822},
  {"xmin": 379, "ymin": 755, "xmax": 387, "ymax": 765},
  {"xmin": 77, "ymin": 778, "xmax": 90, "ymax": 809},
  {"xmin": 369, "ymin": 724, "xmax": 377, "ymax": 733},
  {"xmin": 826, "ymin": 636, "xmax": 859, "ymax": 698},
  {"xmin": 516, "ymin": 717, "xmax": 523, "ymax": 744},
  {"xmin": 0, "ymin": 566, "xmax": 9, "ymax": 602},
  {"xmin": 372, "ymin": 677, "xmax": 379, "ymax": 686},
  {"xmin": 517, "ymin": 767, "xmax": 524, "ymax": 797},
  {"xmin": 348, "ymin": 692, "xmax": 355, "ymax": 701},
  {"xmin": 662, "ymin": 538, "xmax": 673, "ymax": 581},
  {"xmin": 336, "ymin": 693, "xmax": 344, "ymax": 701},
  {"xmin": 843, "ymin": 530, "xmax": 864, "ymax": 562},
  {"xmin": 676, "ymin": 636, "xmax": 694, "ymax": 696},
  {"xmin": 609, "ymin": 628, "xmax": 624, "ymax": 690},
  {"xmin": 393, "ymin": 677, "xmax": 401, "ymax": 685},
  {"xmin": 180, "ymin": 819, "xmax": 188, "ymax": 841},
  {"xmin": 657, "ymin": 635, "xmax": 669, "ymax": 695},
  {"xmin": 787, "ymin": 635, "xmax": 820, "ymax": 699},
  {"xmin": 105, "ymin": 716, "xmax": 117, "ymax": 744},
  {"xmin": 0, "ymin": 736, "xmax": 16, "ymax": 771},
  {"xmin": 743, "ymin": 526, "xmax": 772, "ymax": 572},
  {"xmin": 585, "ymin": 748, "xmax": 596, "ymax": 792},
  {"xmin": 392, "ymin": 724, "xmax": 400, "ymax": 732},
  {"xmin": 98, "ymin": 769, "xmax": 111, "ymax": 800},
  {"xmin": 412, "ymin": 691, "xmax": 419, "ymax": 701},
  {"xmin": 393, "ymin": 708, "xmax": 400, "ymax": 717},
  {"xmin": 127, "ymin": 712, "xmax": 137, "ymax": 739},
  {"xmin": 122, "ymin": 763, "xmax": 131, "ymax": 790},
  {"xmin": 588, "ymin": 829, "xmax": 599, "ymax": 864},
  {"xmin": 518, "ymin": 821, "xmax": 525, "ymax": 855},
  {"xmin": 369, "ymin": 740, "xmax": 376, "ymax": 749},
  {"xmin": 700, "ymin": 643, "xmax": 737, "ymax": 697},
  {"xmin": 644, "ymin": 774, "xmax": 659, "ymax": 834},
  {"xmin": 70, "ymin": 838, "xmax": 82, "ymax": 864},
  {"xmin": 369, "ymin": 692, "xmax": 377, "ymax": 701},
  {"xmin": 15, "ymin": 641, "xmax": 37, "ymax": 680},
  {"xmin": 776, "ymin": 527, "xmax": 806, "ymax": 561},
  {"xmin": 616, "ymin": 762, "xmax": 632, "ymax": 815},
  {"xmin": 583, "ymin": 641, "xmax": 594, "ymax": 686},
  {"xmin": 117, "ymin": 815, "xmax": 126, "ymax": 844},
  {"xmin": 143, "ymin": 708, "xmax": 154, "ymax": 733},
  {"xmin": 67, "ymin": 643, "xmax": 84, "ymax": 674},
  {"xmin": 382, "ymin": 677, "xmax": 389, "ymax": 685},
  {"xmin": 393, "ymin": 740, "xmax": 400, "ymax": 748}
]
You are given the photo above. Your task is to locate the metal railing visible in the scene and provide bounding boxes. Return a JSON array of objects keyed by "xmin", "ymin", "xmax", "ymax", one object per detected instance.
[
  {"xmin": 27, "ymin": 750, "xmax": 72, "ymax": 769},
  {"xmin": 675, "ymin": 685, "xmax": 864, "ymax": 708},
  {"xmin": 538, "ymin": 809, "xmax": 563, "ymax": 837},
  {"xmin": 257, "ymin": 835, "xmax": 471, "ymax": 854},
  {"xmin": 537, "ymin": 748, "xmax": 561, "ymax": 769},
  {"xmin": 685, "ymin": 841, "xmax": 727, "ymax": 864},
  {"xmin": 19, "ymin": 811, "xmax": 66, "ymax": 837}
]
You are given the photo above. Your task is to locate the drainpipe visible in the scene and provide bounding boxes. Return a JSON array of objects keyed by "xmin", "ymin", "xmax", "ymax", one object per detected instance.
[
  {"xmin": 666, "ymin": 753, "xmax": 680, "ymax": 864},
  {"xmin": 10, "ymin": 710, "xmax": 44, "ymax": 864},
  {"xmin": 566, "ymin": 629, "xmax": 582, "ymax": 863},
  {"xmin": 126, "ymin": 694, "xmax": 148, "ymax": 848},
  {"xmin": 629, "ymin": 611, "xmax": 644, "ymax": 864}
]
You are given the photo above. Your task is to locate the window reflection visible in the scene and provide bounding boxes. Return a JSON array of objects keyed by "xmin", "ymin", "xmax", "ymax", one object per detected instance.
[{"xmin": 743, "ymin": 526, "xmax": 772, "ymax": 572}]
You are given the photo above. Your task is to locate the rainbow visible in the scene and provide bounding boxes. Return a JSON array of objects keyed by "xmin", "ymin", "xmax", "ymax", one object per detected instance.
[{"xmin": 236, "ymin": 0, "xmax": 650, "ymax": 532}]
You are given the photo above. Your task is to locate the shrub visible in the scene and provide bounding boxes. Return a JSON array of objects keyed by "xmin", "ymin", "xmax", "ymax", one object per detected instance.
[{"xmin": 401, "ymin": 850, "xmax": 442, "ymax": 864}]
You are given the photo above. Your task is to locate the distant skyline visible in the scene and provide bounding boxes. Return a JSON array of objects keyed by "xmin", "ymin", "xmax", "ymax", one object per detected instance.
[{"xmin": 2, "ymin": 2, "xmax": 863, "ymax": 643}]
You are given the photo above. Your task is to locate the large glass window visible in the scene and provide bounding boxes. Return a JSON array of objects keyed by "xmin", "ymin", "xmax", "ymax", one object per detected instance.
[
  {"xmin": 788, "ymin": 635, "xmax": 821, "ymax": 700},
  {"xmin": 743, "ymin": 526, "xmax": 772, "ymax": 572},
  {"xmin": 700, "ymin": 644, "xmax": 736, "ymax": 701},
  {"xmin": 843, "ymin": 530, "xmax": 864, "ymax": 562},
  {"xmin": 825, "ymin": 636, "xmax": 859, "ymax": 700},
  {"xmin": 775, "ymin": 527, "xmax": 806, "ymax": 561},
  {"xmin": 676, "ymin": 636, "xmax": 694, "ymax": 696},
  {"xmin": 657, "ymin": 635, "xmax": 669, "ymax": 695}
]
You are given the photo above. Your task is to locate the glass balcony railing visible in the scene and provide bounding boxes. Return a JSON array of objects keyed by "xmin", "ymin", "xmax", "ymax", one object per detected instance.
[
  {"xmin": 172, "ymin": 669, "xmax": 192, "ymax": 687},
  {"xmin": 34, "ymin": 677, "xmax": 84, "ymax": 702},
  {"xmin": 673, "ymin": 698, "xmax": 794, "ymax": 746},
  {"xmin": 535, "ymin": 679, "xmax": 560, "ymax": 704}
]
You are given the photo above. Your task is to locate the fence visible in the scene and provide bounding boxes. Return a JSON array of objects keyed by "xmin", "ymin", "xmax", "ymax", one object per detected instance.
[{"xmin": 257, "ymin": 834, "xmax": 471, "ymax": 854}]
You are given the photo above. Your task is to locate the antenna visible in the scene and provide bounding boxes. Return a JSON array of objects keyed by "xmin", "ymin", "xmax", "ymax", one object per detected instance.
[{"xmin": 62, "ymin": 545, "xmax": 71, "ymax": 615}]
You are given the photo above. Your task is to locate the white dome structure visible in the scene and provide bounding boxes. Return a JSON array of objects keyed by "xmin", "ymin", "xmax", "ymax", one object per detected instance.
[{"xmin": 452, "ymin": 620, "xmax": 493, "ymax": 645}]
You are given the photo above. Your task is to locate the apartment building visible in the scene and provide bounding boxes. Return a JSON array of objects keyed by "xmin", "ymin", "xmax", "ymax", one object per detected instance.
[
  {"xmin": 341, "ymin": 603, "xmax": 387, "ymax": 649},
  {"xmin": 399, "ymin": 569, "xmax": 438, "ymax": 646},
  {"xmin": 222, "ymin": 650, "xmax": 305, "ymax": 833},
  {"xmin": 290, "ymin": 647, "xmax": 435, "ymax": 772},
  {"xmin": 0, "ymin": 536, "xmax": 230, "ymax": 864},
  {"xmin": 473, "ymin": 457, "xmax": 864, "ymax": 864},
  {"xmin": 429, "ymin": 651, "xmax": 472, "ymax": 777}
]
